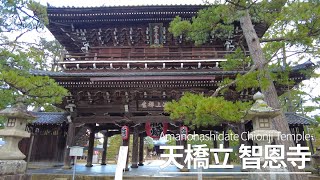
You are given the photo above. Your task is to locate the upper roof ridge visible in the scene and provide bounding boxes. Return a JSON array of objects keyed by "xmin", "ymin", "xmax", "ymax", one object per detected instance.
[{"xmin": 47, "ymin": 4, "xmax": 207, "ymax": 9}]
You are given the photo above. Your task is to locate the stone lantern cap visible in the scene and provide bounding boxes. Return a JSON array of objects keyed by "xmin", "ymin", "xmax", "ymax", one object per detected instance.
[
  {"xmin": 0, "ymin": 102, "xmax": 35, "ymax": 120},
  {"xmin": 245, "ymin": 92, "xmax": 281, "ymax": 120}
]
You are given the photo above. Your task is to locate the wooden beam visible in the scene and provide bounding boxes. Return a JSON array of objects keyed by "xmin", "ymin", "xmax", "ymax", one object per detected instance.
[
  {"xmin": 90, "ymin": 76, "xmax": 216, "ymax": 81},
  {"xmin": 74, "ymin": 115, "xmax": 173, "ymax": 124}
]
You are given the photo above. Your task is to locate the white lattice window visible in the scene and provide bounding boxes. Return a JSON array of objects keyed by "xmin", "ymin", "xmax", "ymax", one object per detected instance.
[
  {"xmin": 7, "ymin": 118, "xmax": 16, "ymax": 127},
  {"xmin": 259, "ymin": 119, "xmax": 270, "ymax": 128}
]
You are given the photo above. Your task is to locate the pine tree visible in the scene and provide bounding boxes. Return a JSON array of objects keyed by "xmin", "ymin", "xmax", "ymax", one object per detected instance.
[
  {"xmin": 0, "ymin": 0, "xmax": 68, "ymax": 122},
  {"xmin": 167, "ymin": 1, "xmax": 320, "ymax": 179}
]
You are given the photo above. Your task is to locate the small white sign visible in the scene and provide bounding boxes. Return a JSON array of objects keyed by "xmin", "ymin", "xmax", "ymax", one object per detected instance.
[
  {"xmin": 115, "ymin": 146, "xmax": 129, "ymax": 180},
  {"xmin": 70, "ymin": 146, "xmax": 84, "ymax": 157}
]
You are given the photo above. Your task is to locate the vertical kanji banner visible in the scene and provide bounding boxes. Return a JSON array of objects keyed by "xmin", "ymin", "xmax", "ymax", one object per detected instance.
[
  {"xmin": 121, "ymin": 126, "xmax": 129, "ymax": 140},
  {"xmin": 180, "ymin": 126, "xmax": 188, "ymax": 140},
  {"xmin": 145, "ymin": 122, "xmax": 168, "ymax": 139}
]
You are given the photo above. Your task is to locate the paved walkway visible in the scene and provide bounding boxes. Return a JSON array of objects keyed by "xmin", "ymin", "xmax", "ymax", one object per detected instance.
[{"xmin": 27, "ymin": 160, "xmax": 242, "ymax": 178}]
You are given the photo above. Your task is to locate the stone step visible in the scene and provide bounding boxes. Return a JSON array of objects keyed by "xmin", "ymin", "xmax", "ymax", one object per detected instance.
[{"xmin": 30, "ymin": 174, "xmax": 248, "ymax": 180}]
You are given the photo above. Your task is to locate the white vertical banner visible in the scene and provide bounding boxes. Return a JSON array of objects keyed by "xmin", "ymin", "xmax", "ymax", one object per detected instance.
[{"xmin": 115, "ymin": 146, "xmax": 129, "ymax": 180}]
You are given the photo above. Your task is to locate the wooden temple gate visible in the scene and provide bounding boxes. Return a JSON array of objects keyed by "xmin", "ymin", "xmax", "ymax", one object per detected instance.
[{"xmin": 24, "ymin": 4, "xmax": 314, "ymax": 169}]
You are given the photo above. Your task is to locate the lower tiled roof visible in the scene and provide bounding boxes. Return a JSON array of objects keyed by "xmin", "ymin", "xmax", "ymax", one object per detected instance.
[
  {"xmin": 31, "ymin": 112, "xmax": 68, "ymax": 125},
  {"xmin": 285, "ymin": 112, "xmax": 316, "ymax": 125}
]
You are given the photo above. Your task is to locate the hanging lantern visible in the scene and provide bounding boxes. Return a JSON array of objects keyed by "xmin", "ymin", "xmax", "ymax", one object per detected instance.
[
  {"xmin": 180, "ymin": 126, "xmax": 188, "ymax": 141},
  {"xmin": 121, "ymin": 126, "xmax": 129, "ymax": 140},
  {"xmin": 145, "ymin": 122, "xmax": 168, "ymax": 139}
]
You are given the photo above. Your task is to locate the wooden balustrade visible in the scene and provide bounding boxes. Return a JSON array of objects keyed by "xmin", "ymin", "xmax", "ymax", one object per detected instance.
[{"xmin": 63, "ymin": 51, "xmax": 250, "ymax": 62}]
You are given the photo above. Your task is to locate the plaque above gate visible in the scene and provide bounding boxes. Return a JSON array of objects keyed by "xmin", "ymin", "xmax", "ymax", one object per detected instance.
[{"xmin": 137, "ymin": 100, "xmax": 166, "ymax": 111}]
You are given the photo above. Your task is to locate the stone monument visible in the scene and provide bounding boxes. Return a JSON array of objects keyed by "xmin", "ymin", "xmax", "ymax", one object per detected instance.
[{"xmin": 0, "ymin": 101, "xmax": 35, "ymax": 176}]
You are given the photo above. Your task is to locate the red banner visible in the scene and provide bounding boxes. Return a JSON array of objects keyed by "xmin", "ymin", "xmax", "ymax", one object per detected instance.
[
  {"xmin": 121, "ymin": 126, "xmax": 129, "ymax": 140},
  {"xmin": 145, "ymin": 122, "xmax": 168, "ymax": 139}
]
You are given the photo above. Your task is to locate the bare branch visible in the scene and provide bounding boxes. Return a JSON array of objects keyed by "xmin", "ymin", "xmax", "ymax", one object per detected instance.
[
  {"xmin": 260, "ymin": 37, "xmax": 290, "ymax": 43},
  {"xmin": 225, "ymin": 0, "xmax": 247, "ymax": 9},
  {"xmin": 0, "ymin": 29, "xmax": 31, "ymax": 47},
  {"xmin": 16, "ymin": 6, "xmax": 40, "ymax": 23}
]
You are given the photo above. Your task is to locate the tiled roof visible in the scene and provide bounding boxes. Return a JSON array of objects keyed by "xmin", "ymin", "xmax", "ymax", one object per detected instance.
[
  {"xmin": 29, "ymin": 112, "xmax": 314, "ymax": 125},
  {"xmin": 47, "ymin": 4, "xmax": 207, "ymax": 9},
  {"xmin": 31, "ymin": 112, "xmax": 68, "ymax": 125},
  {"xmin": 285, "ymin": 112, "xmax": 316, "ymax": 125},
  {"xmin": 290, "ymin": 60, "xmax": 314, "ymax": 71}
]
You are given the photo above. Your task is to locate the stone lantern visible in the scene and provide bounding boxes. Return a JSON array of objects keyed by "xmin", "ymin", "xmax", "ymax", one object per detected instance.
[
  {"xmin": 245, "ymin": 92, "xmax": 289, "ymax": 180},
  {"xmin": 245, "ymin": 92, "xmax": 281, "ymax": 160},
  {"xmin": 0, "ymin": 101, "xmax": 35, "ymax": 175}
]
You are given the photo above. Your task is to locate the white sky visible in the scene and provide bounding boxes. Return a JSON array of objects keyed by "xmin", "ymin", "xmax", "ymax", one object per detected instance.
[{"xmin": 19, "ymin": 0, "xmax": 319, "ymax": 117}]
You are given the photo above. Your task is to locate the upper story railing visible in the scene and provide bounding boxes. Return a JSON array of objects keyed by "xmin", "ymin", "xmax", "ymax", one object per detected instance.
[
  {"xmin": 63, "ymin": 50, "xmax": 249, "ymax": 61},
  {"xmin": 59, "ymin": 50, "xmax": 250, "ymax": 70}
]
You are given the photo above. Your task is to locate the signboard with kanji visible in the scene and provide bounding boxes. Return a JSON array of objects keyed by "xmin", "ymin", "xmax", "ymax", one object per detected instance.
[
  {"xmin": 70, "ymin": 146, "xmax": 84, "ymax": 157},
  {"xmin": 149, "ymin": 23, "xmax": 163, "ymax": 46},
  {"xmin": 137, "ymin": 100, "xmax": 166, "ymax": 111}
]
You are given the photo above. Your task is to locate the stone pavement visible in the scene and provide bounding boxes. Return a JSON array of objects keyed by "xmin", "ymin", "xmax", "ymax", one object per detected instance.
[{"xmin": 27, "ymin": 160, "xmax": 244, "ymax": 178}]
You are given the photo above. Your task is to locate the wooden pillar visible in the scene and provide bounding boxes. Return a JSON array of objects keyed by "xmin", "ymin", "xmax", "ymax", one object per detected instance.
[
  {"xmin": 298, "ymin": 125, "xmax": 307, "ymax": 146},
  {"xmin": 101, "ymin": 131, "xmax": 109, "ymax": 165},
  {"xmin": 56, "ymin": 127, "xmax": 66, "ymax": 162},
  {"xmin": 26, "ymin": 133, "xmax": 35, "ymax": 170},
  {"xmin": 223, "ymin": 126, "xmax": 230, "ymax": 164},
  {"xmin": 213, "ymin": 131, "xmax": 218, "ymax": 148},
  {"xmin": 138, "ymin": 134, "xmax": 144, "ymax": 166},
  {"xmin": 238, "ymin": 121, "xmax": 246, "ymax": 170},
  {"xmin": 180, "ymin": 139, "xmax": 188, "ymax": 172},
  {"xmin": 175, "ymin": 138, "xmax": 181, "ymax": 166},
  {"xmin": 238, "ymin": 120, "xmax": 247, "ymax": 146},
  {"xmin": 131, "ymin": 126, "xmax": 139, "ymax": 168},
  {"xmin": 310, "ymin": 134, "xmax": 315, "ymax": 154},
  {"xmin": 292, "ymin": 126, "xmax": 298, "ymax": 146},
  {"xmin": 223, "ymin": 128, "xmax": 229, "ymax": 148},
  {"xmin": 86, "ymin": 126, "xmax": 95, "ymax": 167},
  {"xmin": 62, "ymin": 122, "xmax": 75, "ymax": 169},
  {"xmin": 122, "ymin": 128, "xmax": 130, "ymax": 171}
]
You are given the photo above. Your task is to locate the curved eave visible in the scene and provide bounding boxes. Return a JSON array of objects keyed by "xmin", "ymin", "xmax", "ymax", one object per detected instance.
[{"xmin": 30, "ymin": 70, "xmax": 246, "ymax": 81}]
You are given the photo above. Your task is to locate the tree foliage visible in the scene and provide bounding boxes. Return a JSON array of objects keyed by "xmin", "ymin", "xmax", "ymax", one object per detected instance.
[
  {"xmin": 165, "ymin": 0, "xmax": 320, "ymax": 128},
  {"xmin": 145, "ymin": 136, "xmax": 155, "ymax": 150},
  {"xmin": 0, "ymin": 1, "xmax": 68, "ymax": 112},
  {"xmin": 165, "ymin": 92, "xmax": 252, "ymax": 127}
]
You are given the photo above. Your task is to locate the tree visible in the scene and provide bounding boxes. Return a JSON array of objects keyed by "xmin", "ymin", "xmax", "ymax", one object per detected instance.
[
  {"xmin": 165, "ymin": 92, "xmax": 252, "ymax": 128},
  {"xmin": 145, "ymin": 136, "xmax": 155, "ymax": 150},
  {"xmin": 107, "ymin": 135, "xmax": 122, "ymax": 160},
  {"xmin": 0, "ymin": 0, "xmax": 68, "ymax": 114},
  {"xmin": 166, "ymin": 1, "xmax": 319, "ymax": 179}
]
